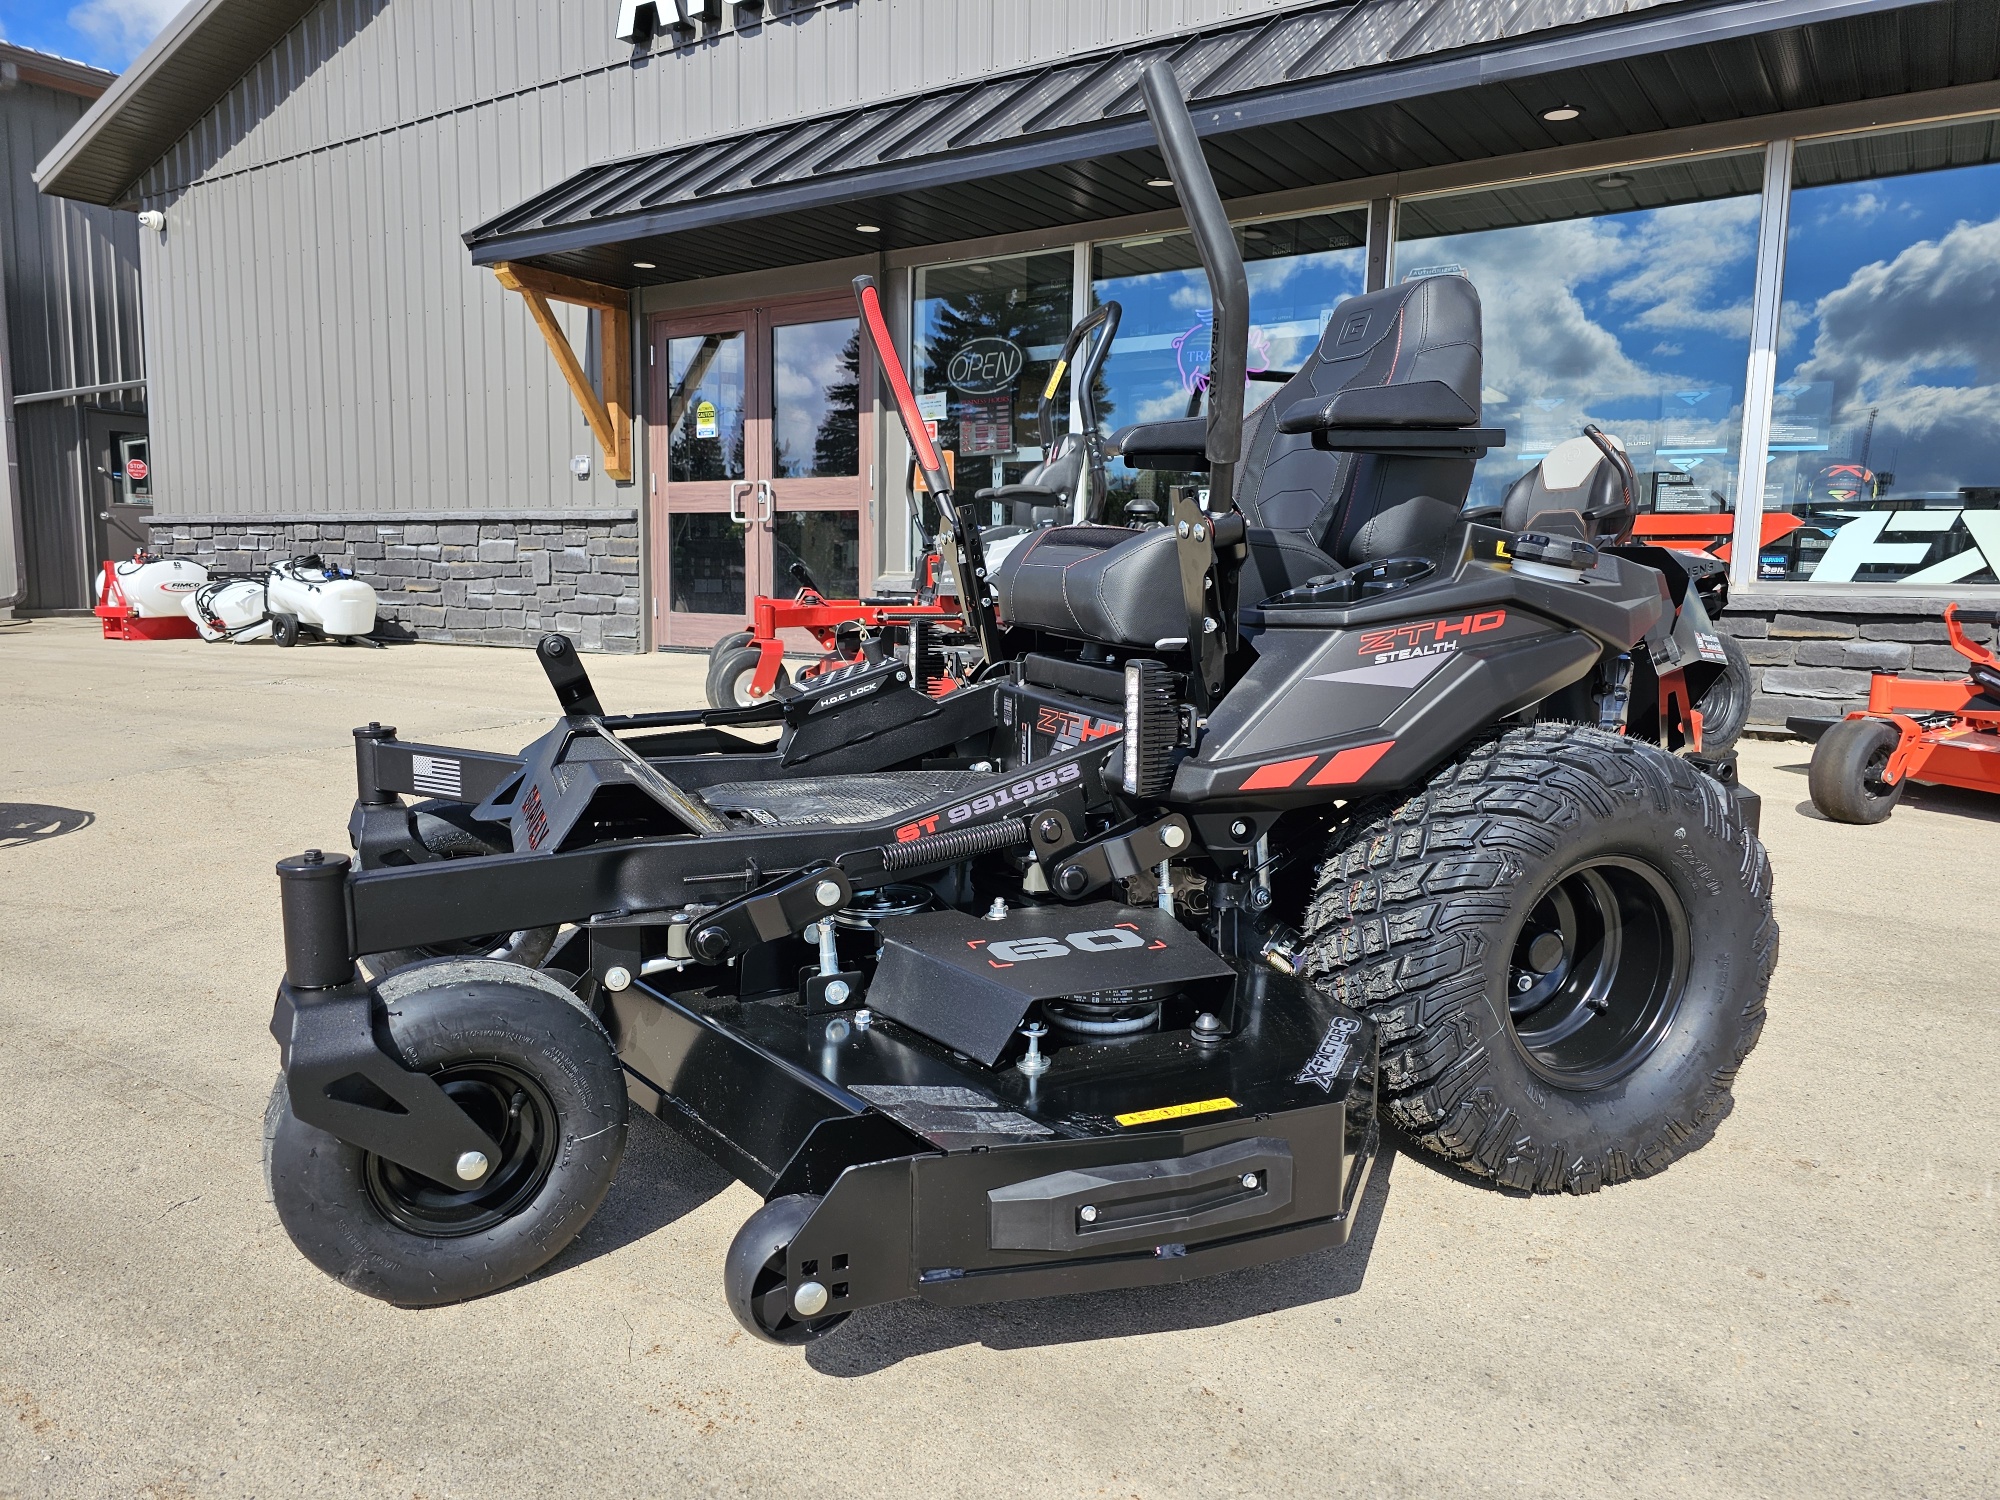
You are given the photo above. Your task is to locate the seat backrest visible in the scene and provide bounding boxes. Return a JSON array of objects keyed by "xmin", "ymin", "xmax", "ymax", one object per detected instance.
[
  {"xmin": 1238, "ymin": 276, "xmax": 1484, "ymax": 583},
  {"xmin": 1499, "ymin": 433, "xmax": 1632, "ymax": 538}
]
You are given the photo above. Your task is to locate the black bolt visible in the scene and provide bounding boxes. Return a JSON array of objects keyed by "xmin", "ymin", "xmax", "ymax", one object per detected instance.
[
  {"xmin": 694, "ymin": 925, "xmax": 729, "ymax": 959},
  {"xmin": 1057, "ymin": 866, "xmax": 1088, "ymax": 897}
]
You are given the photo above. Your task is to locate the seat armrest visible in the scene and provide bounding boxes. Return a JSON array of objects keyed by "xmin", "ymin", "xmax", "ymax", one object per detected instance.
[
  {"xmin": 1277, "ymin": 395, "xmax": 1484, "ymax": 435},
  {"xmin": 1109, "ymin": 416, "xmax": 1210, "ymax": 470}
]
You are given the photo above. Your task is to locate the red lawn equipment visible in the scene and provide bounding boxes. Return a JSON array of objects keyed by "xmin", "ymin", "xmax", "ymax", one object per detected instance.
[
  {"xmin": 1795, "ymin": 604, "xmax": 2000, "ymax": 822},
  {"xmin": 703, "ymin": 300, "xmax": 1121, "ymax": 710},
  {"xmin": 93, "ymin": 552, "xmax": 203, "ymax": 640}
]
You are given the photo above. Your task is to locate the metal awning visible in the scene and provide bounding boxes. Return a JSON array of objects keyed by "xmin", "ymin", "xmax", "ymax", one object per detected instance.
[{"xmin": 466, "ymin": 0, "xmax": 1983, "ymax": 286}]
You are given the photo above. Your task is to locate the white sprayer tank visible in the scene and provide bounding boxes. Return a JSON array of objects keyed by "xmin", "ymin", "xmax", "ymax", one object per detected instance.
[
  {"xmin": 268, "ymin": 557, "xmax": 377, "ymax": 638},
  {"xmin": 112, "ymin": 556, "xmax": 207, "ymax": 617}
]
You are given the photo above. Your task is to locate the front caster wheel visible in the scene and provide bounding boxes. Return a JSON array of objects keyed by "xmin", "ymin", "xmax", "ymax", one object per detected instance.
[
  {"xmin": 264, "ymin": 959, "xmax": 627, "ymax": 1306},
  {"xmin": 1808, "ymin": 717, "xmax": 1905, "ymax": 824},
  {"xmin": 724, "ymin": 1194, "xmax": 849, "ymax": 1345}
]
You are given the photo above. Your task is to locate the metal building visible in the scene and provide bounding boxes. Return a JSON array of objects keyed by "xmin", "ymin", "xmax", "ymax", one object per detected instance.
[
  {"xmin": 2, "ymin": 42, "xmax": 146, "ymax": 617},
  {"xmin": 31, "ymin": 0, "xmax": 2000, "ymax": 724}
]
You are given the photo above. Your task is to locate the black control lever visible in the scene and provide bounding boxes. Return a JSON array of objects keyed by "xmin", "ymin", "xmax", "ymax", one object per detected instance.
[{"xmin": 537, "ymin": 633, "xmax": 604, "ymax": 717}]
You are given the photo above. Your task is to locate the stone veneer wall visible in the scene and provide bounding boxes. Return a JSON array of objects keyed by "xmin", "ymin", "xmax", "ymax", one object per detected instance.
[
  {"xmin": 1716, "ymin": 592, "xmax": 1998, "ymax": 730},
  {"xmin": 148, "ymin": 512, "xmax": 642, "ymax": 652}
]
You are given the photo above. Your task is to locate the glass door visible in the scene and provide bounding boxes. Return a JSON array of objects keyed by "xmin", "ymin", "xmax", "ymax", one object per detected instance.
[
  {"xmin": 651, "ymin": 300, "xmax": 871, "ymax": 648},
  {"xmin": 653, "ymin": 315, "xmax": 756, "ymax": 647},
  {"xmin": 767, "ymin": 304, "xmax": 868, "ymax": 615}
]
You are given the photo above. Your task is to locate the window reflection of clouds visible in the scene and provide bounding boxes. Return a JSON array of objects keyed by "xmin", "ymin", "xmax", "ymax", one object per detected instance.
[
  {"xmin": 771, "ymin": 318, "xmax": 858, "ymax": 480},
  {"xmin": 1399, "ymin": 165, "xmax": 1760, "ymax": 513},
  {"xmin": 1778, "ymin": 159, "xmax": 2000, "ymax": 505},
  {"xmin": 1091, "ymin": 212, "xmax": 1366, "ymax": 496}
]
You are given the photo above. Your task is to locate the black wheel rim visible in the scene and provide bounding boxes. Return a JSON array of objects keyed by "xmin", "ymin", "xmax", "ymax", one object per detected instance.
[
  {"xmin": 364, "ymin": 1061, "xmax": 558, "ymax": 1237},
  {"xmin": 748, "ymin": 1246, "xmax": 845, "ymax": 1343},
  {"xmin": 1860, "ymin": 740, "xmax": 1897, "ymax": 800},
  {"xmin": 1504, "ymin": 856, "xmax": 1689, "ymax": 1090}
]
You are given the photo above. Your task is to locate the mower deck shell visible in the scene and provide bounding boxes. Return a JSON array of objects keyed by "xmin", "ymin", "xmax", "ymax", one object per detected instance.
[{"xmin": 608, "ymin": 955, "xmax": 1376, "ymax": 1317}]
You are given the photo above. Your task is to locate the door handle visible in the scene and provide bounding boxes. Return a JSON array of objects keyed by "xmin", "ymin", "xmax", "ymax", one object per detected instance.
[
  {"xmin": 756, "ymin": 480, "xmax": 776, "ymax": 525},
  {"xmin": 727, "ymin": 480, "xmax": 752, "ymax": 524}
]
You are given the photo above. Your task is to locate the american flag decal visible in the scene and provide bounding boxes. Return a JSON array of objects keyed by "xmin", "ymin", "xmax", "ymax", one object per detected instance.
[{"xmin": 411, "ymin": 754, "xmax": 463, "ymax": 798}]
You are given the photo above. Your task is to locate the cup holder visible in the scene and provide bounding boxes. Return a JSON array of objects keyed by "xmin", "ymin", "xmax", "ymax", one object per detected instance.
[{"xmin": 1264, "ymin": 555, "xmax": 1437, "ymax": 609}]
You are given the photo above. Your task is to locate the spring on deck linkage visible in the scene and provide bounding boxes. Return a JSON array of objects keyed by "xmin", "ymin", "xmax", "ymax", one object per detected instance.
[{"xmin": 879, "ymin": 818, "xmax": 1030, "ymax": 871}]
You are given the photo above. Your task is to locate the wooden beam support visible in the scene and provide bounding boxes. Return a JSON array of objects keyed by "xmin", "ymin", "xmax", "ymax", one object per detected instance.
[
  {"xmin": 494, "ymin": 261, "xmax": 627, "ymax": 314},
  {"xmin": 494, "ymin": 261, "xmax": 634, "ymax": 482}
]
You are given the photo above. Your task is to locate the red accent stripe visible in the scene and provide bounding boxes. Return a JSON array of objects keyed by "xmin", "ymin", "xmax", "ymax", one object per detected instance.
[
  {"xmin": 1241, "ymin": 755, "xmax": 1318, "ymax": 790},
  {"xmin": 1308, "ymin": 741, "xmax": 1395, "ymax": 787},
  {"xmin": 857, "ymin": 283, "xmax": 942, "ymax": 476}
]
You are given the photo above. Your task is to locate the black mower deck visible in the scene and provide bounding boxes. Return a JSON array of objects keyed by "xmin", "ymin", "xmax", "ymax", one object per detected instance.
[{"xmin": 610, "ymin": 945, "xmax": 1376, "ymax": 1314}]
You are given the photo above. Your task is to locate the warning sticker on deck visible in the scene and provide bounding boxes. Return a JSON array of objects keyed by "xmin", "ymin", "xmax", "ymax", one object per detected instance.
[{"xmin": 1115, "ymin": 1097, "xmax": 1238, "ymax": 1128}]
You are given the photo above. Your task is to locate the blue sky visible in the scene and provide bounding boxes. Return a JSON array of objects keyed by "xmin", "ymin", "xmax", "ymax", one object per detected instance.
[{"xmin": 0, "ymin": 0, "xmax": 177, "ymax": 72}]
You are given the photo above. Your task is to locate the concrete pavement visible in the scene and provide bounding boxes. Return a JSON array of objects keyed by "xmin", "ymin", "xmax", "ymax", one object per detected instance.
[{"xmin": 2, "ymin": 617, "xmax": 1994, "ymax": 1499}]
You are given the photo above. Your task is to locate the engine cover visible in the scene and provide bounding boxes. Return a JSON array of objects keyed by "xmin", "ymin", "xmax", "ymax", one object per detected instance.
[{"xmin": 867, "ymin": 902, "xmax": 1235, "ymax": 1065}]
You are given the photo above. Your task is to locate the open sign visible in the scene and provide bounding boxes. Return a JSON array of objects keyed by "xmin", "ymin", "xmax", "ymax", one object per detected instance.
[{"xmin": 946, "ymin": 337, "xmax": 1023, "ymax": 395}]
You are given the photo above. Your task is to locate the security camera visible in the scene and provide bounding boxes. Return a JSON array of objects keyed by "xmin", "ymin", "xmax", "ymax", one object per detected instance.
[{"xmin": 137, "ymin": 210, "xmax": 165, "ymax": 231}]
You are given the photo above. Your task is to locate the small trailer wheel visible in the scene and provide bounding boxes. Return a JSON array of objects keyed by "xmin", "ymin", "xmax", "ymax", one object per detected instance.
[
  {"xmin": 270, "ymin": 612, "xmax": 300, "ymax": 648},
  {"xmin": 724, "ymin": 1194, "xmax": 849, "ymax": 1345},
  {"xmin": 265, "ymin": 960, "xmax": 627, "ymax": 1306},
  {"xmin": 1808, "ymin": 717, "xmax": 1906, "ymax": 824},
  {"xmin": 703, "ymin": 631, "xmax": 753, "ymax": 705},
  {"xmin": 708, "ymin": 644, "xmax": 791, "ymax": 710}
]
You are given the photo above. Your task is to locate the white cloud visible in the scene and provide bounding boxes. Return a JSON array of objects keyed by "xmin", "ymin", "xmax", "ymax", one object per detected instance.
[
  {"xmin": 1788, "ymin": 213, "xmax": 2000, "ymax": 494},
  {"xmin": 67, "ymin": 0, "xmax": 181, "ymax": 67}
]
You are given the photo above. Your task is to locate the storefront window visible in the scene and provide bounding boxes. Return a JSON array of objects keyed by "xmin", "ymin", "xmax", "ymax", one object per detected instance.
[
  {"xmin": 913, "ymin": 252, "xmax": 1077, "ymax": 508},
  {"xmin": 665, "ymin": 330, "xmax": 746, "ymax": 483},
  {"xmin": 1091, "ymin": 209, "xmax": 1367, "ymax": 505},
  {"xmin": 1398, "ymin": 153, "xmax": 1765, "ymax": 515},
  {"xmin": 1760, "ymin": 119, "xmax": 2000, "ymax": 584},
  {"xmin": 772, "ymin": 317, "xmax": 860, "ymax": 479}
]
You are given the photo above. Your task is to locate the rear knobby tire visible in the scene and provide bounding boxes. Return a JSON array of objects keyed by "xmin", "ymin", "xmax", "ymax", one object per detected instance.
[
  {"xmin": 1808, "ymin": 717, "xmax": 1905, "ymax": 824},
  {"xmin": 265, "ymin": 959, "xmax": 627, "ymax": 1306},
  {"xmin": 1302, "ymin": 722, "xmax": 1775, "ymax": 1195}
]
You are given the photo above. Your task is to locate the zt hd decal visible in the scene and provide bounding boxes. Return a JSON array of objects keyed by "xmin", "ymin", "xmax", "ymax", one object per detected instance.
[
  {"xmin": 1037, "ymin": 706, "xmax": 1120, "ymax": 751},
  {"xmin": 1357, "ymin": 610, "xmax": 1506, "ymax": 661},
  {"xmin": 1296, "ymin": 1016, "xmax": 1362, "ymax": 1092}
]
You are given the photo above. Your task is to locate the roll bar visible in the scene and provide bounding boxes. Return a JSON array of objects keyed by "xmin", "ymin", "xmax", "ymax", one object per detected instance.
[
  {"xmin": 1139, "ymin": 59, "xmax": 1248, "ymax": 516},
  {"xmin": 1036, "ymin": 298, "xmax": 1121, "ymax": 452}
]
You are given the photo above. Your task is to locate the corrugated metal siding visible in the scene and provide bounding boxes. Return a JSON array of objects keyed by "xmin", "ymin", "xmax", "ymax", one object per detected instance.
[
  {"xmin": 3, "ymin": 79, "xmax": 144, "ymax": 607},
  {"xmin": 131, "ymin": 0, "xmax": 1330, "ymax": 521}
]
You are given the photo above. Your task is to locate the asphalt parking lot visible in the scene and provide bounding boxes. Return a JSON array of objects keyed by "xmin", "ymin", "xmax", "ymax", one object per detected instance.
[{"xmin": 2, "ymin": 617, "xmax": 1995, "ymax": 1500}]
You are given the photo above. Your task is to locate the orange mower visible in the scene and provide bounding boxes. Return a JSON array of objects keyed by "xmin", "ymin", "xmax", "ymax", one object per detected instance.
[{"xmin": 1794, "ymin": 604, "xmax": 2000, "ymax": 823}]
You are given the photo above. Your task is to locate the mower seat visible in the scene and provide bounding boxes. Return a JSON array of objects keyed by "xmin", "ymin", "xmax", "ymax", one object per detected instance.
[
  {"xmin": 1001, "ymin": 277, "xmax": 1490, "ymax": 643},
  {"xmin": 1497, "ymin": 434, "xmax": 1633, "ymax": 539},
  {"xmin": 977, "ymin": 433, "xmax": 1088, "ymax": 526},
  {"xmin": 992, "ymin": 523, "xmax": 1189, "ymax": 649}
]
